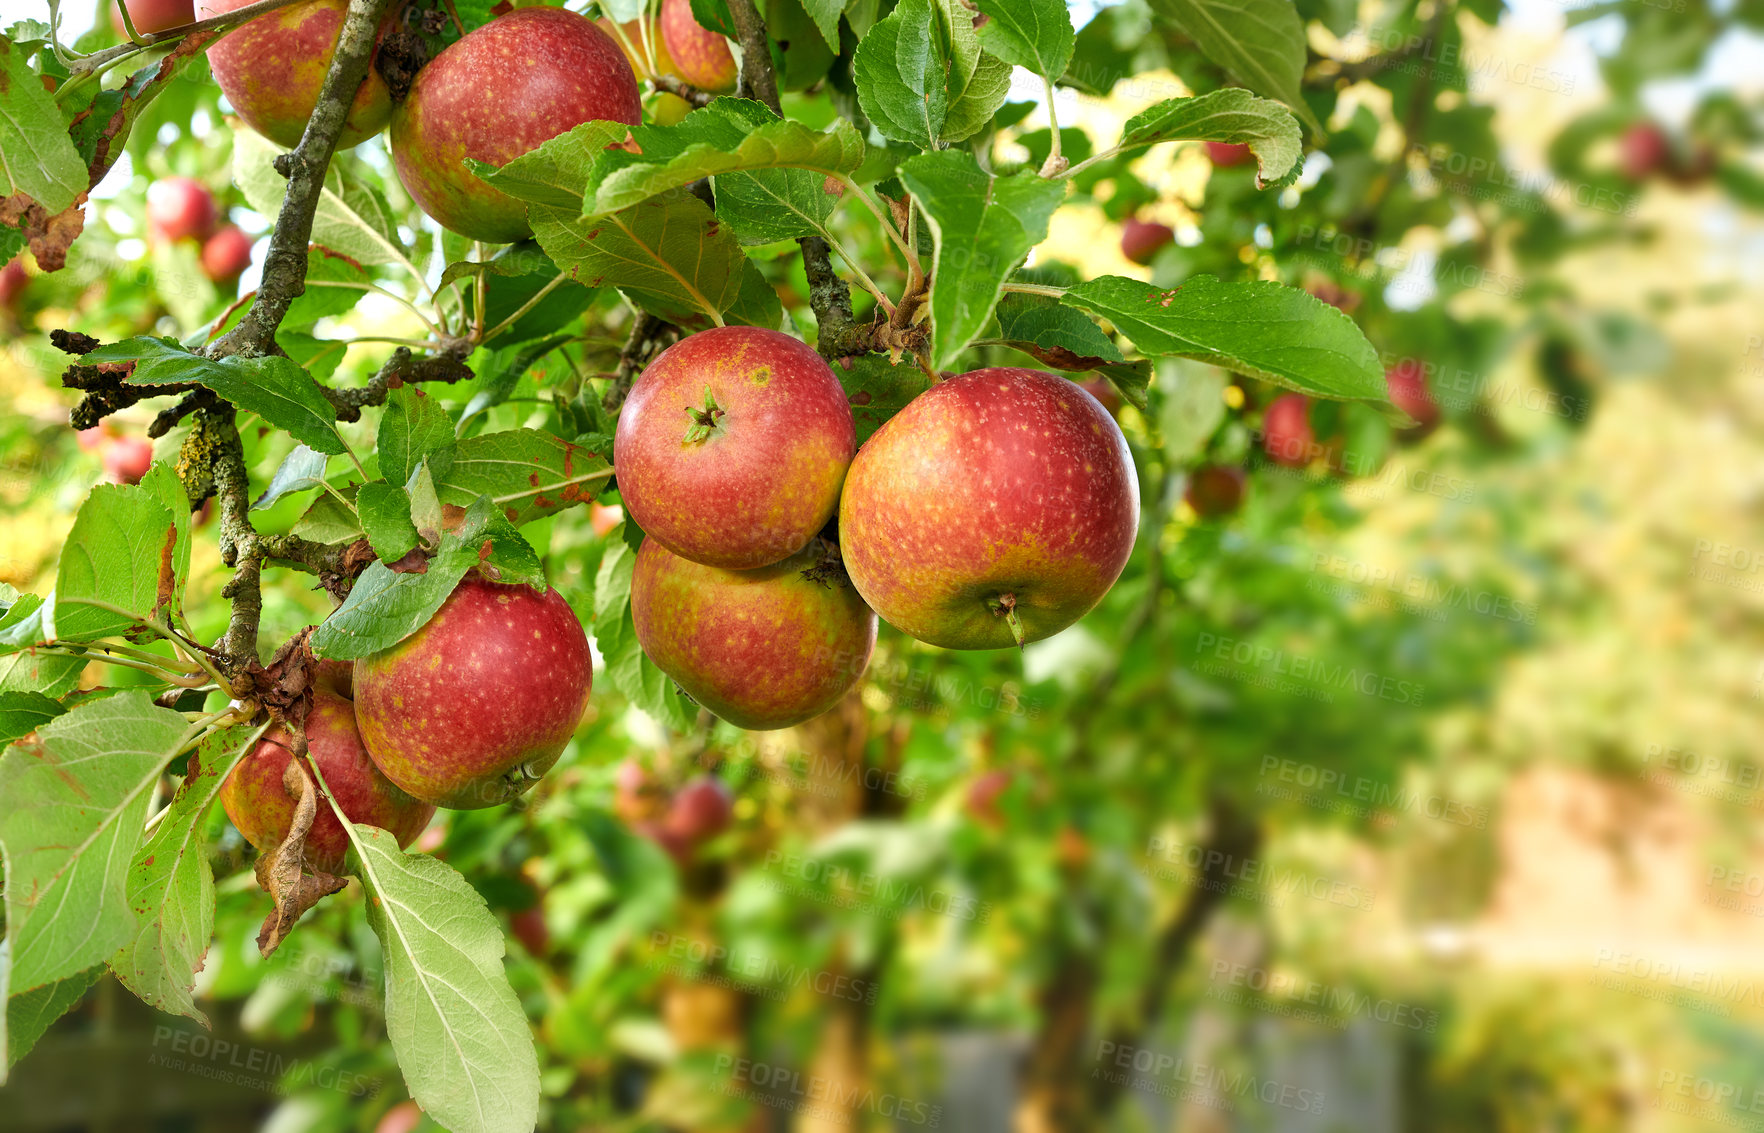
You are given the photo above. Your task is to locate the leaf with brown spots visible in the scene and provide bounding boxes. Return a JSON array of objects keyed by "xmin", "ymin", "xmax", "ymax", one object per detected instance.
[
  {"xmin": 433, "ymin": 428, "xmax": 612, "ymax": 526},
  {"xmin": 254, "ymin": 755, "xmax": 347, "ymax": 958}
]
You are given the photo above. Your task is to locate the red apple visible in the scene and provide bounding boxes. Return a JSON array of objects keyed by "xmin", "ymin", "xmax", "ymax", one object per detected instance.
[
  {"xmin": 1184, "ymin": 465, "xmax": 1246, "ymax": 517},
  {"xmin": 660, "ymin": 0, "xmax": 735, "ymax": 92},
  {"xmin": 112, "ymin": 0, "xmax": 194, "ymax": 36},
  {"xmin": 0, "ymin": 258, "xmax": 27, "ymax": 308},
  {"xmin": 664, "ymin": 776, "xmax": 733, "ymax": 844},
  {"xmin": 78, "ymin": 424, "xmax": 116, "ymax": 453},
  {"xmin": 374, "ymin": 1101, "xmax": 425, "ymax": 1133},
  {"xmin": 838, "ymin": 368, "xmax": 1139, "ymax": 650},
  {"xmin": 509, "ymin": 902, "xmax": 548, "ymax": 957},
  {"xmin": 312, "ymin": 655, "xmax": 354, "ymax": 700},
  {"xmin": 1206, "ymin": 141, "xmax": 1253, "ymax": 167},
  {"xmin": 965, "ymin": 769, "xmax": 1011, "ymax": 828},
  {"xmin": 1385, "ymin": 359, "xmax": 1440, "ymax": 436},
  {"xmin": 1120, "ymin": 217, "xmax": 1173, "ymax": 266},
  {"xmin": 198, "ymin": 0, "xmax": 394, "ymax": 151},
  {"xmin": 145, "ymin": 177, "xmax": 216, "ymax": 244},
  {"xmin": 615, "ymin": 326, "xmax": 855, "ymax": 570},
  {"xmin": 353, "ymin": 575, "xmax": 593, "ymax": 809},
  {"xmin": 102, "ymin": 435, "xmax": 154, "ymax": 485},
  {"xmin": 220, "ymin": 689, "xmax": 435, "ymax": 874},
  {"xmin": 1261, "ymin": 393, "xmax": 1315, "ymax": 467},
  {"xmin": 201, "ymin": 225, "xmax": 253, "ymax": 283},
  {"xmin": 614, "ymin": 757, "xmax": 668, "ymax": 824},
  {"xmin": 631, "ymin": 538, "xmax": 876, "ymax": 729},
  {"xmin": 391, "ymin": 7, "xmax": 641, "ymax": 243},
  {"xmin": 1619, "ymin": 121, "xmax": 1669, "ymax": 182}
]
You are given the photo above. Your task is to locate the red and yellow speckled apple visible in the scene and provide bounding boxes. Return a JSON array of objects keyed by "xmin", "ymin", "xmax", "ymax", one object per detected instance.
[
  {"xmin": 659, "ymin": 0, "xmax": 735, "ymax": 92},
  {"xmin": 615, "ymin": 326, "xmax": 856, "ymax": 570},
  {"xmin": 1385, "ymin": 359, "xmax": 1440, "ymax": 437},
  {"xmin": 220, "ymin": 688, "xmax": 434, "ymax": 874},
  {"xmin": 1261, "ymin": 392, "xmax": 1315, "ymax": 467},
  {"xmin": 390, "ymin": 7, "xmax": 641, "ymax": 243},
  {"xmin": 838, "ymin": 368, "xmax": 1139, "ymax": 650},
  {"xmin": 197, "ymin": 0, "xmax": 393, "ymax": 151},
  {"xmin": 353, "ymin": 574, "xmax": 592, "ymax": 809},
  {"xmin": 630, "ymin": 538, "xmax": 876, "ymax": 729}
]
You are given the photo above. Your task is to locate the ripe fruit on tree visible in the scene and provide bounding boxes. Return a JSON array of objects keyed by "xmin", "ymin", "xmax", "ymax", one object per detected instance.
[
  {"xmin": 1206, "ymin": 141, "xmax": 1253, "ymax": 167},
  {"xmin": 664, "ymin": 776, "xmax": 733, "ymax": 845},
  {"xmin": 1120, "ymin": 217, "xmax": 1173, "ymax": 266},
  {"xmin": 220, "ymin": 689, "xmax": 435, "ymax": 874},
  {"xmin": 839, "ymin": 368, "xmax": 1140, "ymax": 650},
  {"xmin": 615, "ymin": 326, "xmax": 856, "ymax": 570},
  {"xmin": 630, "ymin": 538, "xmax": 877, "ymax": 729},
  {"xmin": 390, "ymin": 7, "xmax": 641, "ymax": 243},
  {"xmin": 102, "ymin": 435, "xmax": 153, "ymax": 485},
  {"xmin": 198, "ymin": 0, "xmax": 393, "ymax": 151},
  {"xmin": 353, "ymin": 574, "xmax": 593, "ymax": 809},
  {"xmin": 201, "ymin": 226, "xmax": 253, "ymax": 284},
  {"xmin": 1618, "ymin": 121, "xmax": 1669, "ymax": 181},
  {"xmin": 312, "ymin": 655, "xmax": 354, "ymax": 700},
  {"xmin": 1385, "ymin": 359, "xmax": 1440, "ymax": 437},
  {"xmin": 112, "ymin": 0, "xmax": 193, "ymax": 36},
  {"xmin": 146, "ymin": 177, "xmax": 216, "ymax": 243},
  {"xmin": 1185, "ymin": 464, "xmax": 1247, "ymax": 518},
  {"xmin": 0, "ymin": 258, "xmax": 26, "ymax": 309},
  {"xmin": 1261, "ymin": 393, "xmax": 1315, "ymax": 467},
  {"xmin": 659, "ymin": 0, "xmax": 736, "ymax": 92}
]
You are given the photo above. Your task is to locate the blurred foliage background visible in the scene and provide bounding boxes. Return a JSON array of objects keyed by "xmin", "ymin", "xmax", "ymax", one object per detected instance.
[{"xmin": 4, "ymin": 0, "xmax": 1764, "ymax": 1129}]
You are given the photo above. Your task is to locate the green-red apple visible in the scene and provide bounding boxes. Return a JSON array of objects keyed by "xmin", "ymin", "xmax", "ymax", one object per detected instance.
[
  {"xmin": 630, "ymin": 538, "xmax": 876, "ymax": 729},
  {"xmin": 353, "ymin": 574, "xmax": 593, "ymax": 808},
  {"xmin": 112, "ymin": 0, "xmax": 194, "ymax": 36},
  {"xmin": 220, "ymin": 688, "xmax": 434, "ymax": 874},
  {"xmin": 198, "ymin": 0, "xmax": 394, "ymax": 150},
  {"xmin": 390, "ymin": 7, "xmax": 641, "ymax": 242},
  {"xmin": 615, "ymin": 326, "xmax": 855, "ymax": 570},
  {"xmin": 838, "ymin": 368, "xmax": 1139, "ymax": 649},
  {"xmin": 659, "ymin": 0, "xmax": 735, "ymax": 92}
]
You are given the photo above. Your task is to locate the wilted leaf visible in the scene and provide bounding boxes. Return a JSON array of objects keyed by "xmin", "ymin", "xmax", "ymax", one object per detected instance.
[{"xmin": 255, "ymin": 757, "xmax": 347, "ymax": 957}]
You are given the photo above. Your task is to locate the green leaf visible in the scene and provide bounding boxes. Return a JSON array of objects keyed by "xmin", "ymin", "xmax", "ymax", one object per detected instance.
[
  {"xmin": 252, "ymin": 445, "xmax": 330, "ymax": 512},
  {"xmin": 586, "ymin": 100, "xmax": 864, "ymax": 216},
  {"xmin": 87, "ymin": 337, "xmax": 347, "ymax": 456},
  {"xmin": 406, "ymin": 460, "xmax": 443, "ymax": 538},
  {"xmin": 110, "ymin": 724, "xmax": 258, "ymax": 1024},
  {"xmin": 282, "ymin": 246, "xmax": 375, "ymax": 330},
  {"xmin": 936, "ymin": 0, "xmax": 1012, "ymax": 143},
  {"xmin": 593, "ymin": 540, "xmax": 693, "ymax": 731},
  {"xmin": 0, "ymin": 651, "xmax": 82, "ymax": 698},
  {"xmin": 972, "ymin": 0, "xmax": 1074, "ymax": 78},
  {"xmin": 853, "ymin": 0, "xmax": 944, "ymax": 149},
  {"xmin": 1149, "ymin": 0, "xmax": 1323, "ymax": 134},
  {"xmin": 140, "ymin": 462, "xmax": 193, "ymax": 617},
  {"xmin": 379, "ymin": 386, "xmax": 455, "ymax": 488},
  {"xmin": 53, "ymin": 483, "xmax": 178, "ymax": 642},
  {"xmin": 1111, "ymin": 88, "xmax": 1305, "ymax": 188},
  {"xmin": 713, "ymin": 164, "xmax": 843, "ymax": 246},
  {"xmin": 309, "ymin": 553, "xmax": 477, "ymax": 661},
  {"xmin": 3, "ymin": 957, "xmax": 101, "ymax": 1081},
  {"xmin": 348, "ymin": 825, "xmax": 540, "ymax": 1133},
  {"xmin": 993, "ymin": 292, "xmax": 1125, "ymax": 369},
  {"xmin": 234, "ymin": 130, "xmax": 416, "ymax": 271},
  {"xmin": 432, "ymin": 428, "xmax": 612, "ymax": 527},
  {"xmin": 898, "ymin": 151, "xmax": 1065, "ymax": 371},
  {"xmin": 837, "ymin": 354, "xmax": 933, "ymax": 445},
  {"xmin": 727, "ymin": 259, "xmax": 785, "ymax": 331},
  {"xmin": 0, "ymin": 691, "xmax": 196, "ymax": 995},
  {"xmin": 0, "ymin": 692, "xmax": 62, "ymax": 746},
  {"xmin": 798, "ymin": 0, "xmax": 844, "ymax": 49},
  {"xmin": 474, "ymin": 120, "xmax": 625, "ymax": 211},
  {"xmin": 310, "ymin": 497, "xmax": 537, "ymax": 659},
  {"xmin": 0, "ymin": 37, "xmax": 87, "ymax": 215},
  {"xmin": 529, "ymin": 194, "xmax": 750, "ymax": 328},
  {"xmin": 290, "ymin": 485, "xmax": 363, "ymax": 543},
  {"xmin": 1062, "ymin": 275, "xmax": 1388, "ymax": 404},
  {"xmin": 357, "ymin": 482, "xmax": 420, "ymax": 563}
]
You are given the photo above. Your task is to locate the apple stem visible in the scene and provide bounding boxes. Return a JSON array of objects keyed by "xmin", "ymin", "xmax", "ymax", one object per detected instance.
[
  {"xmin": 682, "ymin": 386, "xmax": 726, "ymax": 443},
  {"xmin": 988, "ymin": 593, "xmax": 1026, "ymax": 648}
]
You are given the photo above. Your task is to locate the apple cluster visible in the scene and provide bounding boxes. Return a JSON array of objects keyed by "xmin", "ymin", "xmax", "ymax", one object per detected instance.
[
  {"xmin": 145, "ymin": 176, "xmax": 253, "ymax": 284},
  {"xmin": 221, "ymin": 577, "xmax": 595, "ymax": 866},
  {"xmin": 613, "ymin": 327, "xmax": 1141, "ymax": 731}
]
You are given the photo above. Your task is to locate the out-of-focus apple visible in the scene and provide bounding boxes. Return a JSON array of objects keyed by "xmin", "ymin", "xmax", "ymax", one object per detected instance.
[
  {"xmin": 1206, "ymin": 141, "xmax": 1253, "ymax": 167},
  {"xmin": 1120, "ymin": 217, "xmax": 1174, "ymax": 266},
  {"xmin": 146, "ymin": 177, "xmax": 217, "ymax": 244},
  {"xmin": 201, "ymin": 225, "xmax": 253, "ymax": 284},
  {"xmin": 102, "ymin": 435, "xmax": 154, "ymax": 485}
]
